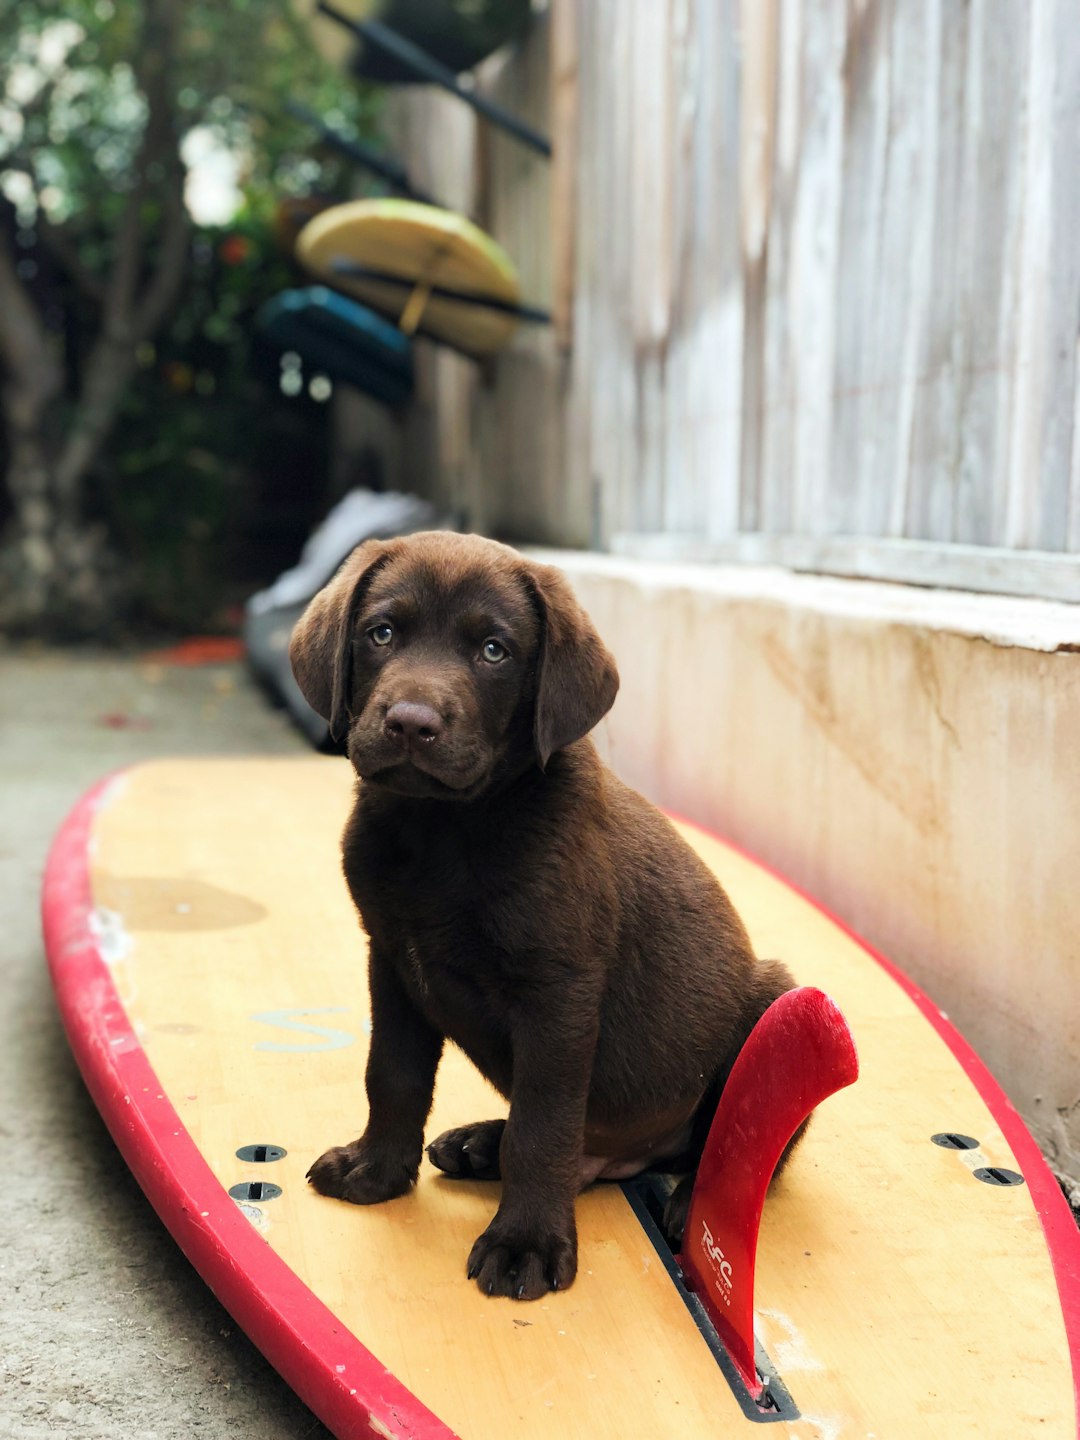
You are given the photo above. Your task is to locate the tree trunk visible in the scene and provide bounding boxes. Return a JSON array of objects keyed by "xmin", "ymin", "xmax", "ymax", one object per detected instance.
[
  {"xmin": 0, "ymin": 230, "xmax": 127, "ymax": 635},
  {"xmin": 0, "ymin": 452, "xmax": 127, "ymax": 638},
  {"xmin": 0, "ymin": 3, "xmax": 190, "ymax": 636},
  {"xmin": 55, "ymin": 331, "xmax": 140, "ymax": 501}
]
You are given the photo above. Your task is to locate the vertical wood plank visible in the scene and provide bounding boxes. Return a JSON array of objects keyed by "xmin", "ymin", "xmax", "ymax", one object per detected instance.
[
  {"xmin": 888, "ymin": 0, "xmax": 942, "ymax": 541},
  {"xmin": 737, "ymin": 0, "xmax": 778, "ymax": 536},
  {"xmin": 381, "ymin": 1, "xmax": 1080, "ymax": 577},
  {"xmin": 904, "ymin": 0, "xmax": 966, "ymax": 545},
  {"xmin": 1005, "ymin": 0, "xmax": 1054, "ymax": 550},
  {"xmin": 550, "ymin": 0, "xmax": 579, "ymax": 352},
  {"xmin": 950, "ymin": 0, "xmax": 1018, "ymax": 547},
  {"xmin": 785, "ymin": 2, "xmax": 846, "ymax": 535},
  {"xmin": 1032, "ymin": 0, "xmax": 1080, "ymax": 552},
  {"xmin": 687, "ymin": 0, "xmax": 744, "ymax": 541},
  {"xmin": 757, "ymin": 0, "xmax": 805, "ymax": 535}
]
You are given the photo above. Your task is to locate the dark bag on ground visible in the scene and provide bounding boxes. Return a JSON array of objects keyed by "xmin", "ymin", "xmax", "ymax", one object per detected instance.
[{"xmin": 244, "ymin": 488, "xmax": 454, "ymax": 749}]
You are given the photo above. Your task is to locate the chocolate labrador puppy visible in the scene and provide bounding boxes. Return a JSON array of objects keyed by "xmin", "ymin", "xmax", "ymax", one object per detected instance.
[{"xmin": 290, "ymin": 531, "xmax": 799, "ymax": 1301}]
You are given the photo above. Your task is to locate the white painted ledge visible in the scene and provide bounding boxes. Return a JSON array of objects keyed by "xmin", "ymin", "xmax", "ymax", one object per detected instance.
[
  {"xmin": 521, "ymin": 543, "xmax": 1080, "ymax": 1182},
  {"xmin": 610, "ymin": 533, "xmax": 1080, "ymax": 606},
  {"xmin": 526, "ymin": 548, "xmax": 1080, "ymax": 653}
]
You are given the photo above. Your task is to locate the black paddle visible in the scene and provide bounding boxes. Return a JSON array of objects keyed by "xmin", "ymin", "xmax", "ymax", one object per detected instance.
[
  {"xmin": 316, "ymin": 1, "xmax": 552, "ymax": 159},
  {"xmin": 285, "ymin": 100, "xmax": 439, "ymax": 207},
  {"xmin": 329, "ymin": 257, "xmax": 552, "ymax": 325}
]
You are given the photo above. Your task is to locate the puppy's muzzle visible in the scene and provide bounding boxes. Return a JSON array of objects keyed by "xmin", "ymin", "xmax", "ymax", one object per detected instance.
[{"xmin": 383, "ymin": 700, "xmax": 444, "ymax": 753}]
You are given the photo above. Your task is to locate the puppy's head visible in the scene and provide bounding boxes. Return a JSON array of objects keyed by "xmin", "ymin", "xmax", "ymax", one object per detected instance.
[{"xmin": 289, "ymin": 532, "xmax": 619, "ymax": 799}]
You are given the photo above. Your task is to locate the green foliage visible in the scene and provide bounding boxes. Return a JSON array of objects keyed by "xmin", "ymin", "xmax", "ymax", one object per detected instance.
[
  {"xmin": 0, "ymin": 0, "xmax": 378, "ymax": 229},
  {"xmin": 101, "ymin": 200, "xmax": 332, "ymax": 631},
  {"xmin": 0, "ymin": 0, "xmax": 384, "ymax": 632}
]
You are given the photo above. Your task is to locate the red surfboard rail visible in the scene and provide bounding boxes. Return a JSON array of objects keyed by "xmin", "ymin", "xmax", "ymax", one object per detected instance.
[{"xmin": 42, "ymin": 773, "xmax": 458, "ymax": 1440}]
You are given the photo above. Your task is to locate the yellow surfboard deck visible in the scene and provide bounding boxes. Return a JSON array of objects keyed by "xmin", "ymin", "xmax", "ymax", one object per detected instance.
[
  {"xmin": 296, "ymin": 199, "xmax": 521, "ymax": 356},
  {"xmin": 48, "ymin": 756, "xmax": 1079, "ymax": 1438}
]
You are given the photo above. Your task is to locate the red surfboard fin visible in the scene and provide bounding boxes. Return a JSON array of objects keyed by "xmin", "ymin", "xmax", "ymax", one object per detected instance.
[{"xmin": 678, "ymin": 986, "xmax": 859, "ymax": 1398}]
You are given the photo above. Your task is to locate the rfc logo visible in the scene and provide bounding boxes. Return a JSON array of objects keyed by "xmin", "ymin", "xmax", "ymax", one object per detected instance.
[{"xmin": 699, "ymin": 1221, "xmax": 734, "ymax": 1304}]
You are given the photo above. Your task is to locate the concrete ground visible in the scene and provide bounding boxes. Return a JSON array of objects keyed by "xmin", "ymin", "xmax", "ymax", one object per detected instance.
[
  {"xmin": 0, "ymin": 646, "xmax": 333, "ymax": 1440},
  {"xmin": 3, "ymin": 645, "xmax": 1076, "ymax": 1440}
]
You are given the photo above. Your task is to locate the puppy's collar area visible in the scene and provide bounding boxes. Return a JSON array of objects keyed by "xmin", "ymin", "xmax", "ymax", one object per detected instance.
[
  {"xmin": 358, "ymin": 762, "xmax": 488, "ymax": 800},
  {"xmin": 356, "ymin": 746, "xmax": 553, "ymax": 807}
]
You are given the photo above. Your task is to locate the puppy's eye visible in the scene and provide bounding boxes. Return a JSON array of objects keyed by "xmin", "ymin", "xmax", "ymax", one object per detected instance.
[
  {"xmin": 368, "ymin": 623, "xmax": 394, "ymax": 647},
  {"xmin": 480, "ymin": 638, "xmax": 508, "ymax": 664}
]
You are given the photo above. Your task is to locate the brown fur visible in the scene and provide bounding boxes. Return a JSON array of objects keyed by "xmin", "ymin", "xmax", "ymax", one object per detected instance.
[{"xmin": 290, "ymin": 532, "xmax": 800, "ymax": 1300}]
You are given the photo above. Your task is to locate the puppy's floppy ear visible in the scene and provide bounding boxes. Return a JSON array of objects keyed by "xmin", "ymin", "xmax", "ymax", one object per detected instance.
[
  {"xmin": 523, "ymin": 560, "xmax": 619, "ymax": 768},
  {"xmin": 289, "ymin": 538, "xmax": 397, "ymax": 741}
]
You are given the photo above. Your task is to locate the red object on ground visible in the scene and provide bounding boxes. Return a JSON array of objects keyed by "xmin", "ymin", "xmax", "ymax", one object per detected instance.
[
  {"xmin": 96, "ymin": 713, "xmax": 154, "ymax": 730},
  {"xmin": 142, "ymin": 636, "xmax": 246, "ymax": 666},
  {"xmin": 678, "ymin": 986, "xmax": 859, "ymax": 1398}
]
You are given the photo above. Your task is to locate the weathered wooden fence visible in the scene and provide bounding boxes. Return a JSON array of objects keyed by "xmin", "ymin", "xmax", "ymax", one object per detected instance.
[{"xmin": 387, "ymin": 0, "xmax": 1080, "ymax": 600}]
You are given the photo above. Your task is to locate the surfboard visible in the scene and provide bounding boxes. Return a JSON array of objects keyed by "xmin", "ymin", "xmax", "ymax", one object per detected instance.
[
  {"xmin": 295, "ymin": 199, "xmax": 522, "ymax": 357},
  {"xmin": 344, "ymin": 0, "xmax": 532, "ymax": 84},
  {"xmin": 43, "ymin": 756, "xmax": 1080, "ymax": 1439},
  {"xmin": 257, "ymin": 287, "xmax": 414, "ymax": 407}
]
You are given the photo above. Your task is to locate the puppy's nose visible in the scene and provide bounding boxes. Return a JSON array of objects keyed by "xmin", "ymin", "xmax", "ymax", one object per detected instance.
[{"xmin": 384, "ymin": 700, "xmax": 444, "ymax": 747}]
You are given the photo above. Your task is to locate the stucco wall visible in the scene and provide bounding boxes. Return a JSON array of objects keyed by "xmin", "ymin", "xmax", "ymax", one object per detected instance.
[{"xmin": 536, "ymin": 549, "xmax": 1080, "ymax": 1188}]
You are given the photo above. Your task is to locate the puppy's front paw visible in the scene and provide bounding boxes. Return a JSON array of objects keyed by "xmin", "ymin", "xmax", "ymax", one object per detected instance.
[
  {"xmin": 466, "ymin": 1212, "xmax": 577, "ymax": 1300},
  {"xmin": 427, "ymin": 1119, "xmax": 505, "ymax": 1180},
  {"xmin": 306, "ymin": 1140, "xmax": 417, "ymax": 1205}
]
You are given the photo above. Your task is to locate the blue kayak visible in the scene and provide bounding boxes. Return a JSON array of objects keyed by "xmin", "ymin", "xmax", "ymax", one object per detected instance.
[{"xmin": 257, "ymin": 287, "xmax": 414, "ymax": 407}]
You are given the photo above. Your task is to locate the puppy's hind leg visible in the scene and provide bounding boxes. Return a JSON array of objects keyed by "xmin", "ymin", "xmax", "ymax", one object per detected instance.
[
  {"xmin": 663, "ymin": 958, "xmax": 806, "ymax": 1246},
  {"xmin": 661, "ymin": 1113, "xmax": 810, "ymax": 1247},
  {"xmin": 741, "ymin": 956, "xmax": 812, "ymax": 1178},
  {"xmin": 427, "ymin": 1119, "xmax": 506, "ymax": 1180}
]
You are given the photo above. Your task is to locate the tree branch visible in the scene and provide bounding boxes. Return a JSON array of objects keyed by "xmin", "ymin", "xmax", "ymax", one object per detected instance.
[
  {"xmin": 133, "ymin": 160, "xmax": 189, "ymax": 339},
  {"xmin": 37, "ymin": 215, "xmax": 108, "ymax": 306},
  {"xmin": 105, "ymin": 171, "xmax": 148, "ymax": 328},
  {"xmin": 1, "ymin": 70, "xmax": 108, "ymax": 306},
  {"xmin": 0, "ymin": 71, "xmax": 109, "ymax": 301},
  {"xmin": 52, "ymin": 332, "xmax": 137, "ymax": 503},
  {"xmin": 53, "ymin": 0, "xmax": 192, "ymax": 503},
  {"xmin": 105, "ymin": 0, "xmax": 184, "ymax": 326},
  {"xmin": 0, "ymin": 231, "xmax": 62, "ymax": 428}
]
